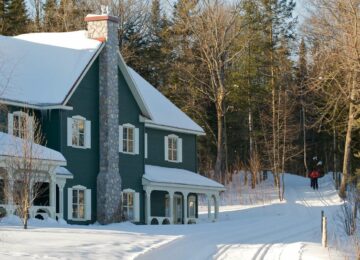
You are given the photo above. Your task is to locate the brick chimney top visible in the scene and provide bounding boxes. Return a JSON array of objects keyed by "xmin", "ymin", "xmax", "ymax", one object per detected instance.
[{"xmin": 84, "ymin": 14, "xmax": 119, "ymax": 23}]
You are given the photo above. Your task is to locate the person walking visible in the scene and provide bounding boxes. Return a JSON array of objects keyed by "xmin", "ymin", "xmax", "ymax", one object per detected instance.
[{"xmin": 309, "ymin": 169, "xmax": 319, "ymax": 190}]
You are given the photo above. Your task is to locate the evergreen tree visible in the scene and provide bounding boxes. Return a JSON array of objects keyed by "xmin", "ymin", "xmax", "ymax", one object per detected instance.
[
  {"xmin": 0, "ymin": 0, "xmax": 9, "ymax": 34},
  {"xmin": 43, "ymin": 0, "xmax": 58, "ymax": 32},
  {"xmin": 6, "ymin": 0, "xmax": 28, "ymax": 35}
]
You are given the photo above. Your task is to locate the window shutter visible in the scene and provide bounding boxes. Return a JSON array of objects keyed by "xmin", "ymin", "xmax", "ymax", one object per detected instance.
[
  {"xmin": 7, "ymin": 113, "xmax": 13, "ymax": 135},
  {"xmin": 144, "ymin": 133, "xmax": 148, "ymax": 159},
  {"xmin": 178, "ymin": 138, "xmax": 183, "ymax": 163},
  {"xmin": 134, "ymin": 128, "xmax": 139, "ymax": 154},
  {"xmin": 164, "ymin": 136, "xmax": 169, "ymax": 161},
  {"xmin": 85, "ymin": 120, "xmax": 91, "ymax": 149},
  {"xmin": 67, "ymin": 118, "xmax": 73, "ymax": 147},
  {"xmin": 67, "ymin": 188, "xmax": 72, "ymax": 220},
  {"xmin": 119, "ymin": 125, "xmax": 123, "ymax": 152},
  {"xmin": 134, "ymin": 192, "xmax": 140, "ymax": 222},
  {"xmin": 28, "ymin": 116, "xmax": 34, "ymax": 139},
  {"xmin": 85, "ymin": 189, "xmax": 92, "ymax": 221}
]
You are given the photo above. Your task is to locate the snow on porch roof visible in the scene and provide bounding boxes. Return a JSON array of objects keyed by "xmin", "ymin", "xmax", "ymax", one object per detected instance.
[
  {"xmin": 127, "ymin": 68, "xmax": 205, "ymax": 135},
  {"xmin": 0, "ymin": 132, "xmax": 66, "ymax": 163},
  {"xmin": 0, "ymin": 31, "xmax": 102, "ymax": 106},
  {"xmin": 143, "ymin": 165, "xmax": 224, "ymax": 190}
]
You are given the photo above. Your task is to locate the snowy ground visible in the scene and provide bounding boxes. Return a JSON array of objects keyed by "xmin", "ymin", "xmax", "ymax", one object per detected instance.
[{"xmin": 0, "ymin": 174, "xmax": 347, "ymax": 259}]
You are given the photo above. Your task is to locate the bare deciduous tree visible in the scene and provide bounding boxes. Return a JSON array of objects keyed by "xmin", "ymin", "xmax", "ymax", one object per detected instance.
[
  {"xmin": 305, "ymin": 0, "xmax": 360, "ymax": 198},
  {"xmin": 4, "ymin": 112, "xmax": 51, "ymax": 229},
  {"xmin": 174, "ymin": 0, "xmax": 246, "ymax": 182}
]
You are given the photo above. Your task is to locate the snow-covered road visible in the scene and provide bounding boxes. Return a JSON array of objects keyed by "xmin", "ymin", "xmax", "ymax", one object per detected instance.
[
  {"xmin": 0, "ymin": 174, "xmax": 345, "ymax": 259},
  {"xmin": 136, "ymin": 174, "xmax": 343, "ymax": 260}
]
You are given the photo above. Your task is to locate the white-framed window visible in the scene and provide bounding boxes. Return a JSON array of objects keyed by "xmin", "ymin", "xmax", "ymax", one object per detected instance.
[
  {"xmin": 188, "ymin": 195, "xmax": 196, "ymax": 218},
  {"xmin": 119, "ymin": 124, "xmax": 139, "ymax": 155},
  {"xmin": 164, "ymin": 134, "xmax": 182, "ymax": 163},
  {"xmin": 67, "ymin": 185, "xmax": 91, "ymax": 221},
  {"xmin": 8, "ymin": 111, "xmax": 34, "ymax": 139},
  {"xmin": 67, "ymin": 116, "xmax": 91, "ymax": 149},
  {"xmin": 122, "ymin": 189, "xmax": 140, "ymax": 222}
]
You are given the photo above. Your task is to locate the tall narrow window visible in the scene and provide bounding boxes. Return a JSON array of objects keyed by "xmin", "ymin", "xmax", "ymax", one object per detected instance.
[
  {"xmin": 72, "ymin": 189, "xmax": 85, "ymax": 220},
  {"xmin": 13, "ymin": 113, "xmax": 27, "ymax": 138},
  {"xmin": 188, "ymin": 195, "xmax": 196, "ymax": 218},
  {"xmin": 123, "ymin": 126, "xmax": 134, "ymax": 153},
  {"xmin": 72, "ymin": 118, "xmax": 85, "ymax": 147},
  {"xmin": 168, "ymin": 136, "xmax": 178, "ymax": 161},
  {"xmin": 122, "ymin": 192, "xmax": 134, "ymax": 220}
]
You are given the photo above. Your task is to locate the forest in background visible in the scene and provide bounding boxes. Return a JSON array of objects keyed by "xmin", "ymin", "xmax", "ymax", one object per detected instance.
[{"xmin": 0, "ymin": 0, "xmax": 359, "ymax": 200}]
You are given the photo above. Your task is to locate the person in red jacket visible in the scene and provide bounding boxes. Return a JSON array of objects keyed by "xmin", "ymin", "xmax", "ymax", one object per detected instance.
[{"xmin": 309, "ymin": 170, "xmax": 320, "ymax": 190}]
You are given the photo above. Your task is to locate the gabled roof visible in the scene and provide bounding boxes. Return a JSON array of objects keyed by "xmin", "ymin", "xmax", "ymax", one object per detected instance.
[
  {"xmin": 127, "ymin": 68, "xmax": 205, "ymax": 135},
  {"xmin": 0, "ymin": 31, "xmax": 102, "ymax": 108},
  {"xmin": 0, "ymin": 132, "xmax": 66, "ymax": 164}
]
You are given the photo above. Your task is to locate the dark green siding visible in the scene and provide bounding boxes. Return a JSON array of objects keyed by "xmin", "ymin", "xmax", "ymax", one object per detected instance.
[
  {"xmin": 118, "ymin": 69, "xmax": 145, "ymax": 223},
  {"xmin": 44, "ymin": 58, "xmax": 100, "ymax": 224},
  {"xmin": 145, "ymin": 128, "xmax": 197, "ymax": 172}
]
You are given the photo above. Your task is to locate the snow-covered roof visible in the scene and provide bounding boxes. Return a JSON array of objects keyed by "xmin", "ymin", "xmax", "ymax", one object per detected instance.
[
  {"xmin": 0, "ymin": 31, "xmax": 102, "ymax": 106},
  {"xmin": 143, "ymin": 165, "xmax": 224, "ymax": 189},
  {"xmin": 128, "ymin": 68, "xmax": 205, "ymax": 135},
  {"xmin": 0, "ymin": 132, "xmax": 66, "ymax": 163},
  {"xmin": 55, "ymin": 166, "xmax": 73, "ymax": 176}
]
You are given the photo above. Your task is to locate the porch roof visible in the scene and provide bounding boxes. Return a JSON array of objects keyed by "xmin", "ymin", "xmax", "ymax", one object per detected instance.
[
  {"xmin": 0, "ymin": 132, "xmax": 66, "ymax": 164},
  {"xmin": 143, "ymin": 165, "xmax": 225, "ymax": 191},
  {"xmin": 55, "ymin": 167, "xmax": 73, "ymax": 178}
]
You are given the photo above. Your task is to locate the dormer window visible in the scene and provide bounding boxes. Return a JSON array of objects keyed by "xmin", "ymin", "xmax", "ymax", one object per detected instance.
[
  {"xmin": 8, "ymin": 112, "xmax": 34, "ymax": 139},
  {"xmin": 165, "ymin": 134, "xmax": 182, "ymax": 163},
  {"xmin": 119, "ymin": 124, "xmax": 139, "ymax": 155},
  {"xmin": 67, "ymin": 116, "xmax": 91, "ymax": 149}
]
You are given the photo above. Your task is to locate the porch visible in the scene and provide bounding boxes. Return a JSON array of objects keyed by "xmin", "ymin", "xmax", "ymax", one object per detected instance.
[
  {"xmin": 143, "ymin": 165, "xmax": 225, "ymax": 225},
  {"xmin": 0, "ymin": 132, "xmax": 70, "ymax": 221}
]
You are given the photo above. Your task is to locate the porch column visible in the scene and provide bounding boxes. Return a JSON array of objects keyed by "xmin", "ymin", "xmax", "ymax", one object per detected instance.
[
  {"xmin": 214, "ymin": 194, "xmax": 220, "ymax": 221},
  {"xmin": 8, "ymin": 170, "xmax": 14, "ymax": 215},
  {"xmin": 145, "ymin": 189, "xmax": 152, "ymax": 224},
  {"xmin": 49, "ymin": 175, "xmax": 56, "ymax": 218},
  {"xmin": 206, "ymin": 194, "xmax": 211, "ymax": 220},
  {"xmin": 168, "ymin": 191, "xmax": 174, "ymax": 224},
  {"xmin": 57, "ymin": 181, "xmax": 65, "ymax": 220},
  {"xmin": 183, "ymin": 192, "xmax": 188, "ymax": 225}
]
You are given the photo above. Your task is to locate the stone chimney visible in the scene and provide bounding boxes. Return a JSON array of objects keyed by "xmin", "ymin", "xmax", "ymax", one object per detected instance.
[{"xmin": 85, "ymin": 14, "xmax": 121, "ymax": 224}]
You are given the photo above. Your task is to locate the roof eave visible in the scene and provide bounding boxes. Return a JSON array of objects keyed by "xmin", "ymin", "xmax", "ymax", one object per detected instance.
[
  {"xmin": 117, "ymin": 51, "xmax": 153, "ymax": 120},
  {"xmin": 142, "ymin": 176, "xmax": 225, "ymax": 192},
  {"xmin": 61, "ymin": 42, "xmax": 105, "ymax": 106},
  {"xmin": 142, "ymin": 119, "xmax": 206, "ymax": 136}
]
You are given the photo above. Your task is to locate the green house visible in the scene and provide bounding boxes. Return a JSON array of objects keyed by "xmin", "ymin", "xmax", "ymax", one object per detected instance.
[{"xmin": 0, "ymin": 14, "xmax": 224, "ymax": 225}]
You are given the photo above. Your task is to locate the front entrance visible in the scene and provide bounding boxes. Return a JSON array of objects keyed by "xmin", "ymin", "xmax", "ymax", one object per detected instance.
[{"xmin": 173, "ymin": 194, "xmax": 183, "ymax": 224}]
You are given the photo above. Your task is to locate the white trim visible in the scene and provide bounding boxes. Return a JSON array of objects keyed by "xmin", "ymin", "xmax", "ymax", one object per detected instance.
[
  {"xmin": 0, "ymin": 99, "xmax": 73, "ymax": 110},
  {"xmin": 134, "ymin": 128, "xmax": 139, "ymax": 154},
  {"xmin": 62, "ymin": 43, "xmax": 105, "ymax": 105},
  {"xmin": 117, "ymin": 52, "xmax": 152, "ymax": 119},
  {"xmin": 120, "ymin": 124, "xmax": 137, "ymax": 155},
  {"xmin": 123, "ymin": 188, "xmax": 135, "ymax": 193},
  {"xmin": 144, "ymin": 121, "xmax": 205, "ymax": 136},
  {"xmin": 144, "ymin": 133, "xmax": 148, "ymax": 159},
  {"xmin": 68, "ymin": 116, "xmax": 90, "ymax": 149},
  {"xmin": 85, "ymin": 120, "xmax": 91, "ymax": 149},
  {"xmin": 142, "ymin": 178, "xmax": 225, "ymax": 192},
  {"xmin": 119, "ymin": 125, "xmax": 123, "ymax": 152}
]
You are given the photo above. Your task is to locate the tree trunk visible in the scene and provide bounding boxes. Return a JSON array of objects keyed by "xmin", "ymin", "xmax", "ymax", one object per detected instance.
[
  {"xmin": 214, "ymin": 106, "xmax": 223, "ymax": 182},
  {"xmin": 302, "ymin": 106, "xmax": 308, "ymax": 175},
  {"xmin": 339, "ymin": 87, "xmax": 355, "ymax": 199}
]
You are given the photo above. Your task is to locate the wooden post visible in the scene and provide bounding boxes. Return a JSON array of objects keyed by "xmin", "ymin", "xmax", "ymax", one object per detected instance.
[
  {"xmin": 321, "ymin": 210, "xmax": 324, "ymax": 233},
  {"xmin": 322, "ymin": 216, "xmax": 327, "ymax": 248}
]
